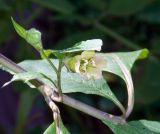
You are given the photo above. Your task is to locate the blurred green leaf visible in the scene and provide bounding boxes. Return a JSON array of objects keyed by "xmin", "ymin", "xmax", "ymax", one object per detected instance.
[
  {"xmin": 0, "ymin": 1, "xmax": 11, "ymax": 11},
  {"xmin": 135, "ymin": 59, "xmax": 160, "ymax": 104},
  {"xmin": 108, "ymin": 0, "xmax": 153, "ymax": 16},
  {"xmin": 151, "ymin": 37, "xmax": 160, "ymax": 55},
  {"xmin": 98, "ymin": 49, "xmax": 149, "ymax": 80},
  {"xmin": 44, "ymin": 118, "xmax": 70, "ymax": 134},
  {"xmin": 13, "ymin": 89, "xmax": 38, "ymax": 134},
  {"xmin": 85, "ymin": 0, "xmax": 107, "ymax": 11},
  {"xmin": 30, "ymin": 0, "xmax": 75, "ymax": 15},
  {"xmin": 137, "ymin": 1, "xmax": 160, "ymax": 23},
  {"xmin": 103, "ymin": 119, "xmax": 160, "ymax": 134}
]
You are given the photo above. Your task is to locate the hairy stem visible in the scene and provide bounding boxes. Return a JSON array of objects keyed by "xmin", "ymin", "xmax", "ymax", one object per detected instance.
[{"xmin": 0, "ymin": 53, "xmax": 126, "ymax": 124}]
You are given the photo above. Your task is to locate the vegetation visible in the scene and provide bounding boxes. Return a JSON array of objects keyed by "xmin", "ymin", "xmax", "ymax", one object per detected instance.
[{"xmin": 0, "ymin": 0, "xmax": 160, "ymax": 134}]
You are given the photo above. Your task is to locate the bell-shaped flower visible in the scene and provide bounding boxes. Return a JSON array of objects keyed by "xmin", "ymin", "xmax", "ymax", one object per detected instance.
[{"xmin": 64, "ymin": 50, "xmax": 106, "ymax": 79}]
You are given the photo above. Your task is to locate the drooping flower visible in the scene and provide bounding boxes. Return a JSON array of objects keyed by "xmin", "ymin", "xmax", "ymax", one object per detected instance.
[{"xmin": 64, "ymin": 50, "xmax": 106, "ymax": 79}]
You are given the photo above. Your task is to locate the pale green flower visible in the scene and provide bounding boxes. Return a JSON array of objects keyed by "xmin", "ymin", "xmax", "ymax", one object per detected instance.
[{"xmin": 64, "ymin": 51, "xmax": 106, "ymax": 79}]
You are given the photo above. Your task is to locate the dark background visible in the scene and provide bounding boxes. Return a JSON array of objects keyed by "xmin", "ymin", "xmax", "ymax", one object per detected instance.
[{"xmin": 0, "ymin": 0, "xmax": 160, "ymax": 133}]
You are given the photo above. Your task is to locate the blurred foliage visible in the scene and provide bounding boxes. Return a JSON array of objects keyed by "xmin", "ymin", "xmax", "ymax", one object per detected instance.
[{"xmin": 0, "ymin": 0, "xmax": 160, "ymax": 133}]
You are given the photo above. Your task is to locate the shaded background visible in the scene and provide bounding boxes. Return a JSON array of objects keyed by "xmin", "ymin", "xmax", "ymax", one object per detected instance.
[{"xmin": 0, "ymin": 0, "xmax": 160, "ymax": 133}]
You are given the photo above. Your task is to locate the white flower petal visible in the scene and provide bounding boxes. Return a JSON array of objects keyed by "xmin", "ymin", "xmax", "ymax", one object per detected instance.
[{"xmin": 75, "ymin": 60, "xmax": 80, "ymax": 73}]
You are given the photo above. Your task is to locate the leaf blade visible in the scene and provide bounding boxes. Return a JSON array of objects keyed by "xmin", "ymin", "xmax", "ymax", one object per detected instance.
[
  {"xmin": 103, "ymin": 119, "xmax": 160, "ymax": 134},
  {"xmin": 44, "ymin": 118, "xmax": 70, "ymax": 134},
  {"xmin": 11, "ymin": 17, "xmax": 27, "ymax": 39},
  {"xmin": 98, "ymin": 49, "xmax": 149, "ymax": 80}
]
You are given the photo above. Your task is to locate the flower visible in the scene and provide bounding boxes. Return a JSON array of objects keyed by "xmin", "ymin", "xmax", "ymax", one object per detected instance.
[{"xmin": 64, "ymin": 50, "xmax": 106, "ymax": 79}]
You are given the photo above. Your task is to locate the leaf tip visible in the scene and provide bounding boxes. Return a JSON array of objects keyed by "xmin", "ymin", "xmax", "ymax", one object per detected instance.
[
  {"xmin": 138, "ymin": 48, "xmax": 149, "ymax": 59},
  {"xmin": 11, "ymin": 17, "xmax": 27, "ymax": 39}
]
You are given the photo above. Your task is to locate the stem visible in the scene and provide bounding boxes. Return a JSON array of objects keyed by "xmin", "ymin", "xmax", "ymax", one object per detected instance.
[
  {"xmin": 41, "ymin": 50, "xmax": 58, "ymax": 75},
  {"xmin": 40, "ymin": 86, "xmax": 60, "ymax": 134},
  {"xmin": 0, "ymin": 53, "xmax": 126, "ymax": 124},
  {"xmin": 112, "ymin": 55, "xmax": 134, "ymax": 119},
  {"xmin": 61, "ymin": 94, "xmax": 125, "ymax": 124},
  {"xmin": 57, "ymin": 60, "xmax": 63, "ymax": 99},
  {"xmin": 41, "ymin": 50, "xmax": 63, "ymax": 99}
]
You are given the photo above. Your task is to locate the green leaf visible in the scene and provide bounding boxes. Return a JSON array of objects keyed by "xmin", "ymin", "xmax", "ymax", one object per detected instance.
[
  {"xmin": 13, "ymin": 90, "xmax": 38, "ymax": 134},
  {"xmin": 98, "ymin": 49, "xmax": 149, "ymax": 80},
  {"xmin": 3, "ymin": 71, "xmax": 56, "ymax": 89},
  {"xmin": 1, "ymin": 59, "xmax": 124, "ymax": 113},
  {"xmin": 85, "ymin": 0, "xmax": 107, "ymax": 11},
  {"xmin": 137, "ymin": 1, "xmax": 160, "ymax": 23},
  {"xmin": 108, "ymin": 0, "xmax": 153, "ymax": 16},
  {"xmin": 135, "ymin": 59, "xmax": 160, "ymax": 104},
  {"xmin": 0, "ymin": 1, "xmax": 11, "ymax": 11},
  {"xmin": 30, "ymin": 0, "xmax": 75, "ymax": 15},
  {"xmin": 103, "ymin": 119, "xmax": 160, "ymax": 134},
  {"xmin": 11, "ymin": 18, "xmax": 43, "ymax": 51},
  {"xmin": 1, "ymin": 49, "xmax": 149, "ymax": 114},
  {"xmin": 61, "ymin": 73, "xmax": 124, "ymax": 112},
  {"xmin": 52, "ymin": 39, "xmax": 103, "ymax": 58},
  {"xmin": 11, "ymin": 17, "xmax": 27, "ymax": 39},
  {"xmin": 44, "ymin": 118, "xmax": 70, "ymax": 134}
]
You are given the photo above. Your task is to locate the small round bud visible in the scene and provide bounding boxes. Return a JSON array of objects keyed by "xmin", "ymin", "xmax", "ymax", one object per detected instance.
[{"xmin": 26, "ymin": 28, "xmax": 43, "ymax": 50}]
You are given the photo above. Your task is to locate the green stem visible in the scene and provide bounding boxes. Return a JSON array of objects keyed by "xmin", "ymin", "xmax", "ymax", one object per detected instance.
[
  {"xmin": 57, "ymin": 60, "xmax": 63, "ymax": 98},
  {"xmin": 41, "ymin": 50, "xmax": 58, "ymax": 75}
]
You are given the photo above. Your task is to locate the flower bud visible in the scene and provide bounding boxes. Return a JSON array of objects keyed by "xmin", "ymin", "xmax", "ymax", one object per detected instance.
[{"xmin": 26, "ymin": 28, "xmax": 43, "ymax": 51}]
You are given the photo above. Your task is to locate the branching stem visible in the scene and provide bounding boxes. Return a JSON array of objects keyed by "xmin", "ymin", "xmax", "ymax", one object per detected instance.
[{"xmin": 0, "ymin": 53, "xmax": 126, "ymax": 124}]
